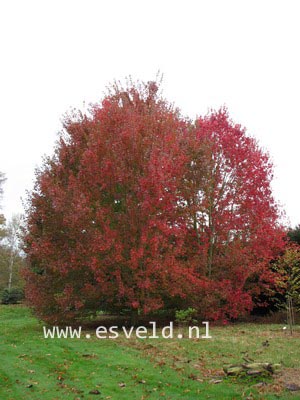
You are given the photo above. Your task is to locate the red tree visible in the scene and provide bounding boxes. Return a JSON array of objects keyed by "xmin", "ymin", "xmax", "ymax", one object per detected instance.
[
  {"xmin": 181, "ymin": 109, "xmax": 285, "ymax": 319},
  {"xmin": 23, "ymin": 81, "xmax": 198, "ymax": 323},
  {"xmin": 23, "ymin": 82, "xmax": 285, "ymax": 323}
]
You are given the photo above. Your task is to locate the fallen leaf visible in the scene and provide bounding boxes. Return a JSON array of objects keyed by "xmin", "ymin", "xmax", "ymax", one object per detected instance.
[{"xmin": 89, "ymin": 389, "xmax": 101, "ymax": 395}]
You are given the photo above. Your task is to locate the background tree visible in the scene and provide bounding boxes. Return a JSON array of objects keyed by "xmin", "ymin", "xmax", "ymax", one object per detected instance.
[
  {"xmin": 6, "ymin": 214, "xmax": 24, "ymax": 290},
  {"xmin": 0, "ymin": 214, "xmax": 25, "ymax": 302},
  {"xmin": 272, "ymin": 244, "xmax": 300, "ymax": 332},
  {"xmin": 274, "ymin": 245, "xmax": 300, "ymax": 309},
  {"xmin": 0, "ymin": 175, "xmax": 25, "ymax": 302},
  {"xmin": 0, "ymin": 172, "xmax": 6, "ymax": 239},
  {"xmin": 288, "ymin": 224, "xmax": 300, "ymax": 245},
  {"xmin": 0, "ymin": 172, "xmax": 7, "ymax": 291}
]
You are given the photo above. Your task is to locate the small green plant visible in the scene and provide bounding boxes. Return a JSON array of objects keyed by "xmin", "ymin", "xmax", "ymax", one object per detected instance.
[
  {"xmin": 175, "ymin": 307, "xmax": 197, "ymax": 326},
  {"xmin": 1, "ymin": 288, "xmax": 24, "ymax": 304}
]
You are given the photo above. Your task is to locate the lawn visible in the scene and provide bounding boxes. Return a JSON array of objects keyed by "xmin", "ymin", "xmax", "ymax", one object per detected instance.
[{"xmin": 1, "ymin": 306, "xmax": 300, "ymax": 399}]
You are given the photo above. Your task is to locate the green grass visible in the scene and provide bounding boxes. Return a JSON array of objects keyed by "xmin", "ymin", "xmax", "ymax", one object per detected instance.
[{"xmin": 1, "ymin": 306, "xmax": 300, "ymax": 399}]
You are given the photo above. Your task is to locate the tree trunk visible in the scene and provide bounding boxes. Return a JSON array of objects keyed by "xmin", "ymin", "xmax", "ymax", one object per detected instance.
[
  {"xmin": 8, "ymin": 248, "xmax": 14, "ymax": 291},
  {"xmin": 130, "ymin": 309, "xmax": 139, "ymax": 326}
]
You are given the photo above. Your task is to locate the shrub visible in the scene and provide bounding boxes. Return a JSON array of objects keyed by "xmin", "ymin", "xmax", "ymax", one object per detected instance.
[
  {"xmin": 175, "ymin": 308, "xmax": 197, "ymax": 326},
  {"xmin": 1, "ymin": 288, "xmax": 24, "ymax": 304}
]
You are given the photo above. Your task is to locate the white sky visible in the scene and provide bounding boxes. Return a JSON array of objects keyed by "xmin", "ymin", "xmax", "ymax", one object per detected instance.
[{"xmin": 0, "ymin": 0, "xmax": 299, "ymax": 226}]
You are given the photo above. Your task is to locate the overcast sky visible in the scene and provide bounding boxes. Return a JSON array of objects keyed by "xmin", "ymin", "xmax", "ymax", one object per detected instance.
[{"xmin": 0, "ymin": 0, "xmax": 299, "ymax": 226}]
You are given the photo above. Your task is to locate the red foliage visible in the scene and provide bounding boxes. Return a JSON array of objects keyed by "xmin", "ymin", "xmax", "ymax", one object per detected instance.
[
  {"xmin": 23, "ymin": 82, "xmax": 196, "ymax": 323},
  {"xmin": 180, "ymin": 109, "xmax": 285, "ymax": 318},
  {"xmin": 23, "ymin": 81, "xmax": 285, "ymax": 323}
]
